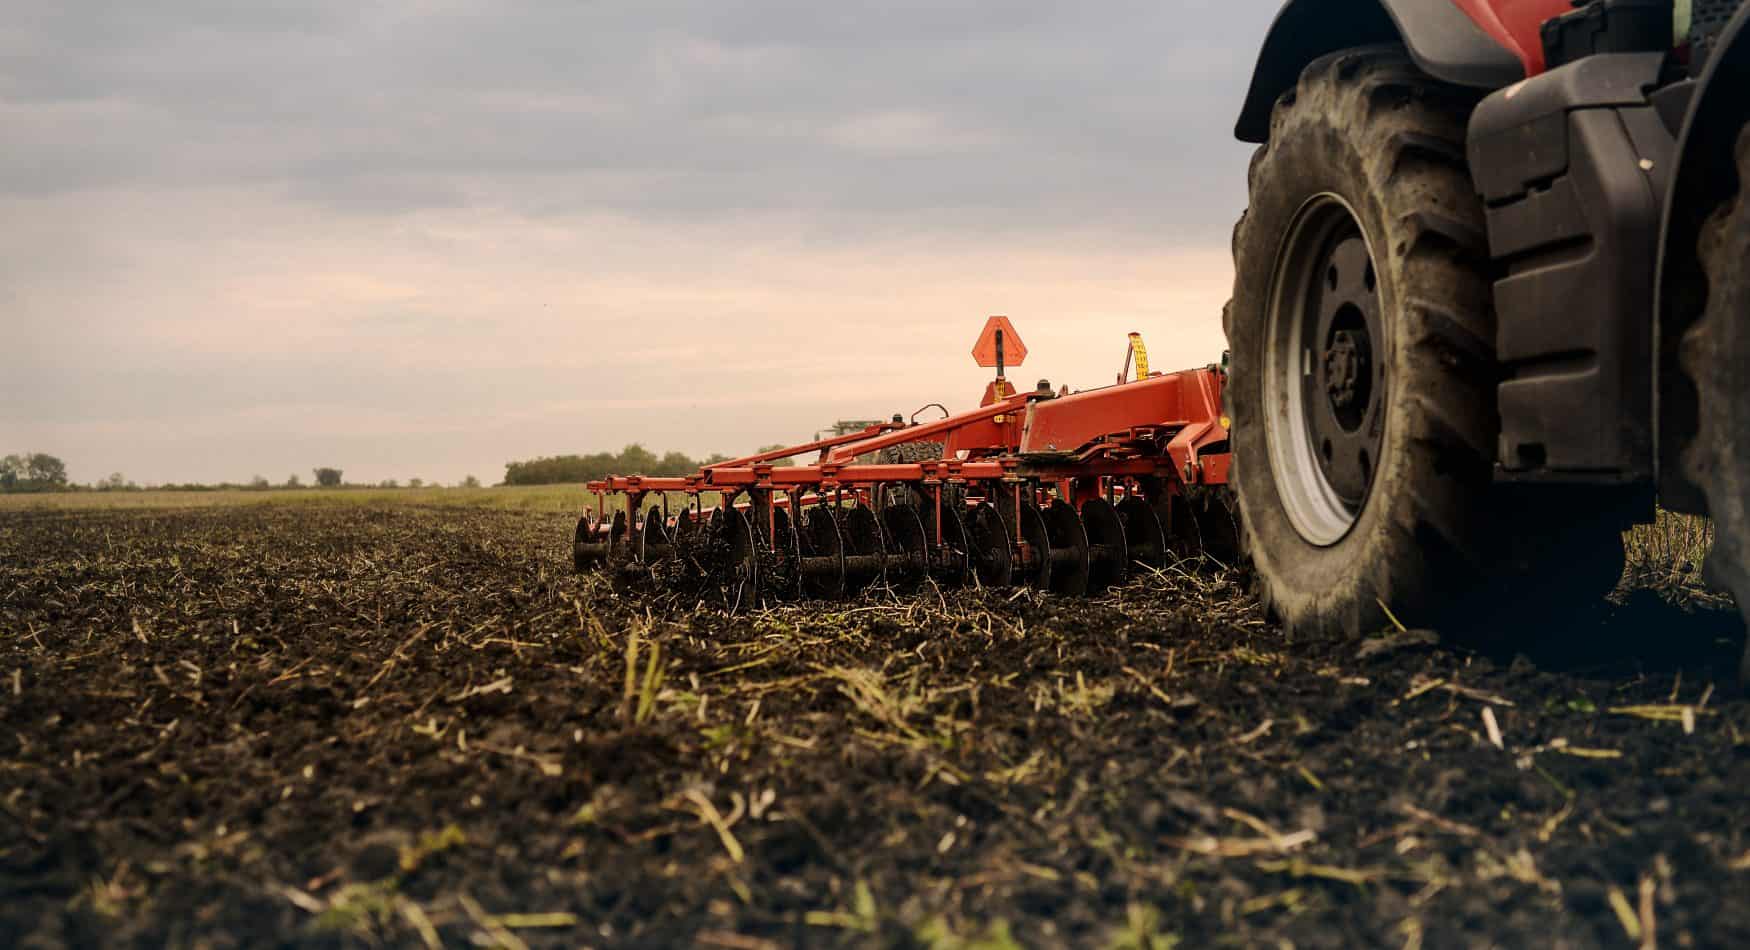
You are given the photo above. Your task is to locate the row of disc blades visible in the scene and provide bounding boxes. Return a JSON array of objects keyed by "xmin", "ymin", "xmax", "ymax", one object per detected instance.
[{"xmin": 576, "ymin": 491, "xmax": 1238, "ymax": 610}]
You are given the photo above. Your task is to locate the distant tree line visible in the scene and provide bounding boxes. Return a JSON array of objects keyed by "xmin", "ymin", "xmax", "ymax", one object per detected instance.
[
  {"xmin": 0, "ymin": 454, "xmax": 485, "ymax": 493},
  {"xmin": 5, "ymin": 444, "xmax": 799, "ymax": 493},
  {"xmin": 503, "ymin": 445, "xmax": 745, "ymax": 486},
  {"xmin": 0, "ymin": 454, "xmax": 69, "ymax": 493}
]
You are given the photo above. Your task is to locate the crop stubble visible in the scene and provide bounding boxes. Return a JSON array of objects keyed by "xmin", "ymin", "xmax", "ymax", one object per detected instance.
[{"xmin": 1, "ymin": 504, "xmax": 1747, "ymax": 948}]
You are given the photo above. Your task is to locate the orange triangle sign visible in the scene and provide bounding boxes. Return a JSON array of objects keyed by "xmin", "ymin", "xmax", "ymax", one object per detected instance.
[{"xmin": 971, "ymin": 316, "xmax": 1026, "ymax": 369}]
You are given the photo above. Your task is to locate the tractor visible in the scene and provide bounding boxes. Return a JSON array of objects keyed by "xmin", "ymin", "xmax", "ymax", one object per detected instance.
[{"xmin": 1226, "ymin": 0, "xmax": 1750, "ymax": 676}]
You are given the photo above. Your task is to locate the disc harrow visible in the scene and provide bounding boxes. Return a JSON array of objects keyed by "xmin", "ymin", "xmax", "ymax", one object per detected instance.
[{"xmin": 575, "ymin": 320, "xmax": 1237, "ymax": 608}]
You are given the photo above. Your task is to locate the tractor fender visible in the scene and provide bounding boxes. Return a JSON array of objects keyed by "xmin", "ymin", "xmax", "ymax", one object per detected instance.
[
  {"xmin": 1655, "ymin": 1, "xmax": 1750, "ymax": 510},
  {"xmin": 1235, "ymin": 0, "xmax": 1524, "ymax": 143}
]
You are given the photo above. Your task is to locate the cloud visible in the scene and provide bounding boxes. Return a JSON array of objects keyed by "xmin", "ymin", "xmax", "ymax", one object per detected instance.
[
  {"xmin": 824, "ymin": 110, "xmax": 998, "ymax": 155},
  {"xmin": 3, "ymin": 2, "xmax": 1270, "ymax": 484},
  {"xmin": 3, "ymin": 1, "xmax": 1269, "ymax": 232}
]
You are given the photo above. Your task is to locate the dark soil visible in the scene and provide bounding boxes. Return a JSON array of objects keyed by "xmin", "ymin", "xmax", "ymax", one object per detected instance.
[{"xmin": 2, "ymin": 504, "xmax": 1747, "ymax": 948}]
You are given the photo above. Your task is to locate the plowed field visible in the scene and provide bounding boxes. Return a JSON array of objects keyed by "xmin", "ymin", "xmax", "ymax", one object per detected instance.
[{"xmin": 3, "ymin": 504, "xmax": 1747, "ymax": 948}]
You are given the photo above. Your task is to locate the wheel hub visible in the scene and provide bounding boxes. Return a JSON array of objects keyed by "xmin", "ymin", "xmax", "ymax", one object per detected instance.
[{"xmin": 1323, "ymin": 329, "xmax": 1368, "ymax": 410}]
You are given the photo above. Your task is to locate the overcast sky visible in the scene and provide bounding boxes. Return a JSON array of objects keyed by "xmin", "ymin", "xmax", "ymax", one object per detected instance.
[{"xmin": 4, "ymin": 2, "xmax": 1269, "ymax": 486}]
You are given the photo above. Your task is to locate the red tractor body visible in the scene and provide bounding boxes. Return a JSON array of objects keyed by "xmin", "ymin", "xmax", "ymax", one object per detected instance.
[{"xmin": 1451, "ymin": 0, "xmax": 1577, "ymax": 74}]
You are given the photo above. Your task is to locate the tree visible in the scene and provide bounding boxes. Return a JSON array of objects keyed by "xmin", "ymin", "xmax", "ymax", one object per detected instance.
[
  {"xmin": 657, "ymin": 451, "xmax": 697, "ymax": 475},
  {"xmin": 1, "ymin": 453, "xmax": 68, "ymax": 492},
  {"xmin": 379, "ymin": 479, "xmax": 399, "ymax": 489},
  {"xmin": 501, "ymin": 445, "xmax": 723, "ymax": 485},
  {"xmin": 461, "ymin": 475, "xmax": 481, "ymax": 489},
  {"xmin": 250, "ymin": 475, "xmax": 270, "ymax": 490},
  {"xmin": 408, "ymin": 478, "xmax": 424, "ymax": 489},
  {"xmin": 619, "ymin": 444, "xmax": 659, "ymax": 474},
  {"xmin": 25, "ymin": 454, "xmax": 67, "ymax": 488},
  {"xmin": 313, "ymin": 467, "xmax": 343, "ymax": 487},
  {"xmin": 286, "ymin": 474, "xmax": 302, "ymax": 488},
  {"xmin": 99, "ymin": 472, "xmax": 129, "ymax": 491}
]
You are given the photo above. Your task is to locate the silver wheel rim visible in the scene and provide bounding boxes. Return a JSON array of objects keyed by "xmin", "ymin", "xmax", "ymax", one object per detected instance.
[{"xmin": 1263, "ymin": 193, "xmax": 1387, "ymax": 547}]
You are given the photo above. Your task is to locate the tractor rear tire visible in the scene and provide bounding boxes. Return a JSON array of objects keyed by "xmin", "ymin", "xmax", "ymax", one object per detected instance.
[
  {"xmin": 1227, "ymin": 47, "xmax": 1499, "ymax": 638},
  {"xmin": 1230, "ymin": 47, "xmax": 1632, "ymax": 642},
  {"xmin": 1681, "ymin": 123, "xmax": 1750, "ymax": 682}
]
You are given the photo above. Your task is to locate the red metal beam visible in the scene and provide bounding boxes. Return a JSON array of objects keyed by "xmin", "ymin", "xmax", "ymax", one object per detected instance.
[
  {"xmin": 705, "ymin": 421, "xmax": 904, "ymax": 469},
  {"xmin": 586, "ymin": 364, "xmax": 1232, "ymax": 498},
  {"xmin": 823, "ymin": 393, "xmax": 1030, "ymax": 462}
]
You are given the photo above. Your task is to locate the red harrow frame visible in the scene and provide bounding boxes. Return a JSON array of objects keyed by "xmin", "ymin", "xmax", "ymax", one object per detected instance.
[{"xmin": 575, "ymin": 320, "xmax": 1237, "ymax": 608}]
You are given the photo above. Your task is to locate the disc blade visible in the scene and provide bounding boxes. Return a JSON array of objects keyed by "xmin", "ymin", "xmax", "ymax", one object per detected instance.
[
  {"xmin": 1163, "ymin": 493, "xmax": 1197, "ymax": 560},
  {"xmin": 1080, "ymin": 497, "xmax": 1128, "ymax": 593},
  {"xmin": 966, "ymin": 502, "xmax": 1014, "ymax": 587},
  {"xmin": 573, "ymin": 513, "xmax": 601, "ymax": 571},
  {"xmin": 1116, "ymin": 496, "xmax": 1167, "ymax": 569},
  {"xmin": 1017, "ymin": 500, "xmax": 1052, "ymax": 590},
  {"xmin": 1190, "ymin": 490, "xmax": 1242, "ymax": 565},
  {"xmin": 837, "ymin": 504, "xmax": 887, "ymax": 590},
  {"xmin": 1044, "ymin": 500, "xmax": 1091, "ymax": 596},
  {"xmin": 726, "ymin": 508, "xmax": 762, "ymax": 612},
  {"xmin": 769, "ymin": 507, "xmax": 801, "ymax": 598},
  {"xmin": 921, "ymin": 494, "xmax": 971, "ymax": 585},
  {"xmin": 640, "ymin": 506, "xmax": 670, "ymax": 564},
  {"xmin": 608, "ymin": 510, "xmax": 629, "ymax": 561},
  {"xmin": 802, "ymin": 507, "xmax": 847, "ymax": 598},
  {"xmin": 880, "ymin": 503, "xmax": 928, "ymax": 586}
]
